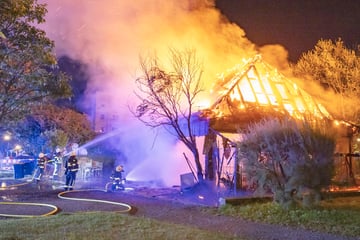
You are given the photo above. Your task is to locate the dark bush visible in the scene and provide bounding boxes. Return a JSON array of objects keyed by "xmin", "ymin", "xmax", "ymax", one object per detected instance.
[{"xmin": 237, "ymin": 117, "xmax": 336, "ymax": 209}]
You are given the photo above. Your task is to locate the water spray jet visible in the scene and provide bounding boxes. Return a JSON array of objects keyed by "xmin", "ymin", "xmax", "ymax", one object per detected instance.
[{"xmin": 63, "ymin": 128, "xmax": 124, "ymax": 157}]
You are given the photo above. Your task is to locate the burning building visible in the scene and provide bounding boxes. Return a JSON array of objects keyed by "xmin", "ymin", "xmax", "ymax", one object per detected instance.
[
  {"xmin": 203, "ymin": 55, "xmax": 331, "ymax": 132},
  {"xmin": 191, "ymin": 55, "xmax": 358, "ymax": 190}
]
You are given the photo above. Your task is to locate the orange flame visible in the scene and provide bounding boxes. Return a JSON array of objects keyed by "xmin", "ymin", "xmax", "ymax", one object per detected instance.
[{"xmin": 203, "ymin": 55, "xmax": 332, "ymax": 121}]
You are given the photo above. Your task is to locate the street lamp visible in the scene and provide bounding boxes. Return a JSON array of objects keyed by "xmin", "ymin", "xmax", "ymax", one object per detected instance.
[
  {"xmin": 3, "ymin": 134, "xmax": 10, "ymax": 157},
  {"xmin": 3, "ymin": 134, "xmax": 10, "ymax": 141},
  {"xmin": 14, "ymin": 145, "xmax": 22, "ymax": 156}
]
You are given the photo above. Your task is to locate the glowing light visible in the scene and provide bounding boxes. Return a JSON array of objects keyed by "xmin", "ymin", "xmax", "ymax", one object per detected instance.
[
  {"xmin": 261, "ymin": 77, "xmax": 273, "ymax": 94},
  {"xmin": 256, "ymin": 94, "xmax": 268, "ymax": 104},
  {"xmin": 239, "ymin": 79, "xmax": 256, "ymax": 102},
  {"xmin": 294, "ymin": 98, "xmax": 305, "ymax": 112},
  {"xmin": 268, "ymin": 95, "xmax": 278, "ymax": 105},
  {"xmin": 284, "ymin": 103, "xmax": 294, "ymax": 115},
  {"xmin": 293, "ymin": 83, "xmax": 298, "ymax": 90},
  {"xmin": 196, "ymin": 99, "xmax": 211, "ymax": 110},
  {"xmin": 3, "ymin": 135, "xmax": 10, "ymax": 141},
  {"xmin": 229, "ymin": 87, "xmax": 241, "ymax": 101},
  {"xmin": 276, "ymin": 84, "xmax": 288, "ymax": 99}
]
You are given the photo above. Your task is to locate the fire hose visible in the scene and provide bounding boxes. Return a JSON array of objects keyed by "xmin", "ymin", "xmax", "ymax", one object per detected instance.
[
  {"xmin": 0, "ymin": 181, "xmax": 132, "ymax": 218},
  {"xmin": 0, "ymin": 202, "xmax": 58, "ymax": 218},
  {"xmin": 57, "ymin": 189, "xmax": 132, "ymax": 213}
]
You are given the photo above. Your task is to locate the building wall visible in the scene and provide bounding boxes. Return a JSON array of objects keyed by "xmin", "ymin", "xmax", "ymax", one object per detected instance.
[{"xmin": 91, "ymin": 91, "xmax": 123, "ymax": 133}]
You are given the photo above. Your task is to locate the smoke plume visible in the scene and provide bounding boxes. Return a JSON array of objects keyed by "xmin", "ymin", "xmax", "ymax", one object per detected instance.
[{"xmin": 39, "ymin": 0, "xmax": 294, "ymax": 186}]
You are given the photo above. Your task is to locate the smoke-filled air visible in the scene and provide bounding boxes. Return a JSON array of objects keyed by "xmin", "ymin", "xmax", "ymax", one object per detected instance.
[{"xmin": 38, "ymin": 0, "xmax": 295, "ymax": 186}]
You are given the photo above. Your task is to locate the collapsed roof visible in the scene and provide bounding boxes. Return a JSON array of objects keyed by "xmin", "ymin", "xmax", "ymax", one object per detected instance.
[{"xmin": 201, "ymin": 55, "xmax": 332, "ymax": 133}]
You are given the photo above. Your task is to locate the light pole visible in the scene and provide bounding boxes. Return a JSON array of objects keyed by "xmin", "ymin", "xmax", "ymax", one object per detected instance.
[{"xmin": 3, "ymin": 134, "xmax": 10, "ymax": 157}]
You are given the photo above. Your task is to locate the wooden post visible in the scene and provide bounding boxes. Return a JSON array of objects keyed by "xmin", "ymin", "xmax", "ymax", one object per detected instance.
[
  {"xmin": 347, "ymin": 127, "xmax": 355, "ymax": 184},
  {"xmin": 233, "ymin": 146, "xmax": 238, "ymax": 194}
]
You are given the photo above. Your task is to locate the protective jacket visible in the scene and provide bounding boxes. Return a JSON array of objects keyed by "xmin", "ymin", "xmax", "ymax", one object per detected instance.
[
  {"xmin": 65, "ymin": 155, "xmax": 79, "ymax": 173},
  {"xmin": 34, "ymin": 155, "xmax": 47, "ymax": 181},
  {"xmin": 37, "ymin": 156, "xmax": 47, "ymax": 169},
  {"xmin": 64, "ymin": 155, "xmax": 79, "ymax": 191},
  {"xmin": 112, "ymin": 169, "xmax": 124, "ymax": 180},
  {"xmin": 54, "ymin": 154, "xmax": 62, "ymax": 164}
]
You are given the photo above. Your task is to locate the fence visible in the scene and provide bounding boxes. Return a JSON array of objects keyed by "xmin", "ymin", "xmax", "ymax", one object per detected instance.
[
  {"xmin": 333, "ymin": 153, "xmax": 360, "ymax": 185},
  {"xmin": 0, "ymin": 158, "xmax": 20, "ymax": 170}
]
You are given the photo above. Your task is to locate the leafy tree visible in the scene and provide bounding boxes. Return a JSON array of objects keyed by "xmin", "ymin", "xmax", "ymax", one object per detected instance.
[
  {"xmin": 32, "ymin": 104, "xmax": 95, "ymax": 145},
  {"xmin": 0, "ymin": 0, "xmax": 71, "ymax": 128},
  {"xmin": 134, "ymin": 48, "xmax": 205, "ymax": 181},
  {"xmin": 238, "ymin": 117, "xmax": 336, "ymax": 209},
  {"xmin": 293, "ymin": 39, "xmax": 360, "ymax": 184},
  {"xmin": 42, "ymin": 128, "xmax": 68, "ymax": 152},
  {"xmin": 16, "ymin": 104, "xmax": 95, "ymax": 154},
  {"xmin": 292, "ymin": 39, "xmax": 360, "ymax": 122},
  {"xmin": 14, "ymin": 115, "xmax": 43, "ymax": 154}
]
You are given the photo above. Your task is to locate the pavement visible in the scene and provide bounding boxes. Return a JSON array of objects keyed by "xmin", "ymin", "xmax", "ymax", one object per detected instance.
[{"xmin": 0, "ymin": 169, "xmax": 253, "ymax": 207}]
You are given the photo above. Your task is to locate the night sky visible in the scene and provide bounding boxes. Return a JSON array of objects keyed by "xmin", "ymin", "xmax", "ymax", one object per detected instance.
[{"xmin": 215, "ymin": 0, "xmax": 360, "ymax": 62}]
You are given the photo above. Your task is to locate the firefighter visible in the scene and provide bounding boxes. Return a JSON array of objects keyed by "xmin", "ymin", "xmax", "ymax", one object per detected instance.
[
  {"xmin": 64, "ymin": 151, "xmax": 79, "ymax": 191},
  {"xmin": 110, "ymin": 165, "xmax": 125, "ymax": 191},
  {"xmin": 34, "ymin": 153, "xmax": 47, "ymax": 182},
  {"xmin": 51, "ymin": 148, "xmax": 63, "ymax": 180}
]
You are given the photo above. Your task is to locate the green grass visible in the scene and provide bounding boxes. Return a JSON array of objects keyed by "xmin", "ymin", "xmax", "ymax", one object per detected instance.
[
  {"xmin": 0, "ymin": 212, "xmax": 242, "ymax": 240},
  {"xmin": 217, "ymin": 196, "xmax": 360, "ymax": 238}
]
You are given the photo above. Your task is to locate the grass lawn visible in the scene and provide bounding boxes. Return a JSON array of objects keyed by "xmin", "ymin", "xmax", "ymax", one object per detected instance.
[
  {"xmin": 217, "ymin": 195, "xmax": 360, "ymax": 238},
  {"xmin": 1, "ymin": 196, "xmax": 359, "ymax": 239},
  {"xmin": 0, "ymin": 212, "xmax": 241, "ymax": 240}
]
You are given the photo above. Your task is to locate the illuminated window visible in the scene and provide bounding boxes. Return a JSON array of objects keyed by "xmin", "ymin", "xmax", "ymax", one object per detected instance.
[
  {"xmin": 268, "ymin": 95, "xmax": 278, "ymax": 105},
  {"xmin": 285, "ymin": 82, "xmax": 297, "ymax": 96},
  {"xmin": 276, "ymin": 84, "xmax": 288, "ymax": 99},
  {"xmin": 283, "ymin": 103, "xmax": 294, "ymax": 115},
  {"xmin": 261, "ymin": 77, "xmax": 273, "ymax": 94},
  {"xmin": 294, "ymin": 98, "xmax": 305, "ymax": 112},
  {"xmin": 250, "ymin": 79, "xmax": 262, "ymax": 92},
  {"xmin": 247, "ymin": 68, "xmax": 257, "ymax": 79},
  {"xmin": 256, "ymin": 94, "xmax": 268, "ymax": 104},
  {"xmin": 239, "ymin": 79, "xmax": 256, "ymax": 102}
]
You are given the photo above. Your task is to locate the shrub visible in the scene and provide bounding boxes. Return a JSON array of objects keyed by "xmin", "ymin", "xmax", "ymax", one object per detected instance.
[{"xmin": 237, "ymin": 117, "xmax": 336, "ymax": 209}]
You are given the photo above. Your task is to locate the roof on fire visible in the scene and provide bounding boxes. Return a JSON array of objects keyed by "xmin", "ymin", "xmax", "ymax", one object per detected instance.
[{"xmin": 201, "ymin": 55, "xmax": 332, "ymax": 133}]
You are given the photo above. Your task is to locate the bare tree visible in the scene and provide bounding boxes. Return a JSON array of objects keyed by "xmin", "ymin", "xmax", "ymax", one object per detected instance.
[{"xmin": 134, "ymin": 48, "xmax": 204, "ymax": 181}]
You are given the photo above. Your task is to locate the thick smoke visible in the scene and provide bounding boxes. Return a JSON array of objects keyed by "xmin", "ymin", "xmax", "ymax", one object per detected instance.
[{"xmin": 39, "ymin": 0, "xmax": 293, "ymax": 186}]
